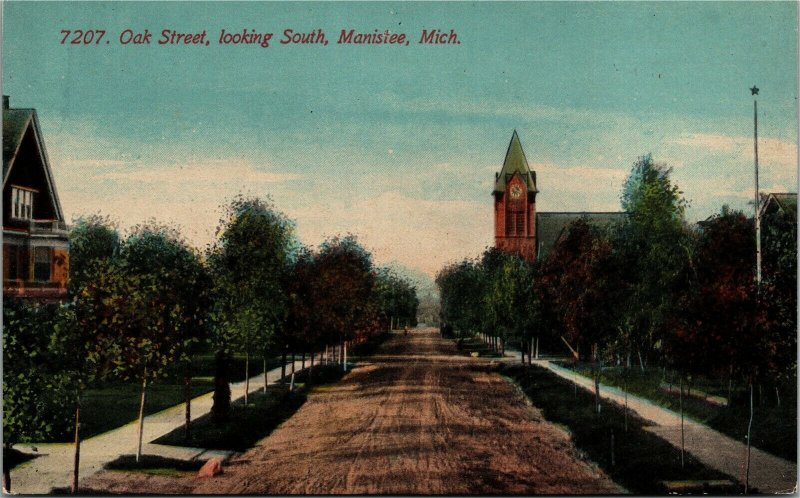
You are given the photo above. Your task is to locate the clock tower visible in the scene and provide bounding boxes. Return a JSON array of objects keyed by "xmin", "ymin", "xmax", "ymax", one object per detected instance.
[{"xmin": 493, "ymin": 131, "xmax": 538, "ymax": 262}]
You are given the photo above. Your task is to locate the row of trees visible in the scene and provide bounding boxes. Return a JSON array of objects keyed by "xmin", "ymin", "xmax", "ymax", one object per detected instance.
[
  {"xmin": 3, "ymin": 196, "xmax": 419, "ymax": 492},
  {"xmin": 438, "ymin": 154, "xmax": 796, "ymax": 402}
]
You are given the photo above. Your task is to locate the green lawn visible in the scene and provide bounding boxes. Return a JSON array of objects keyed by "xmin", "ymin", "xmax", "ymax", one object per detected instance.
[
  {"xmin": 561, "ymin": 361, "xmax": 797, "ymax": 461},
  {"xmin": 53, "ymin": 353, "xmax": 286, "ymax": 442},
  {"xmin": 500, "ymin": 363, "xmax": 741, "ymax": 494}
]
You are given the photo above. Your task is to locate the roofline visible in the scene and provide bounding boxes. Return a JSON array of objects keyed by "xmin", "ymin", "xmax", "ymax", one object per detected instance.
[
  {"xmin": 3, "ymin": 108, "xmax": 65, "ymax": 221},
  {"xmin": 3, "ymin": 113, "xmax": 32, "ymax": 187}
]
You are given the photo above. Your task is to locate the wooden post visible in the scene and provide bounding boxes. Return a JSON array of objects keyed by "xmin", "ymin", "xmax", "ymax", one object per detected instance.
[
  {"xmin": 745, "ymin": 381, "xmax": 754, "ymax": 493},
  {"xmin": 680, "ymin": 376, "xmax": 685, "ymax": 469},
  {"xmin": 244, "ymin": 351, "xmax": 250, "ymax": 406},
  {"xmin": 136, "ymin": 373, "xmax": 148, "ymax": 462},
  {"xmin": 71, "ymin": 397, "xmax": 81, "ymax": 494}
]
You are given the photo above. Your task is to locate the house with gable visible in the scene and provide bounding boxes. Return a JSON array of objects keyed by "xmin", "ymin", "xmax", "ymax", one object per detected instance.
[{"xmin": 3, "ymin": 95, "xmax": 69, "ymax": 302}]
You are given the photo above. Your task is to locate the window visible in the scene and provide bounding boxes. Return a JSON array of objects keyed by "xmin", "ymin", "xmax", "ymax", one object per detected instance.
[
  {"xmin": 34, "ymin": 247, "xmax": 51, "ymax": 282},
  {"xmin": 11, "ymin": 187, "xmax": 34, "ymax": 220},
  {"xmin": 6, "ymin": 245, "xmax": 19, "ymax": 280},
  {"xmin": 506, "ymin": 210, "xmax": 525, "ymax": 236}
]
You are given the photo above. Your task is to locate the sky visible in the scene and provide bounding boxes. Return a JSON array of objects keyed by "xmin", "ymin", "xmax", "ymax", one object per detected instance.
[{"xmin": 3, "ymin": 1, "xmax": 798, "ymax": 278}]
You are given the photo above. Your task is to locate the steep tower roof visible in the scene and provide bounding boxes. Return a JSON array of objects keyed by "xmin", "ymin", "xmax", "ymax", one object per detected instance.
[{"xmin": 493, "ymin": 130, "xmax": 538, "ymax": 194}]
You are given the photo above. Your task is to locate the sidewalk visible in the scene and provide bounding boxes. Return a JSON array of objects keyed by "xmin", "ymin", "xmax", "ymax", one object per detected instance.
[
  {"xmin": 497, "ymin": 349, "xmax": 797, "ymax": 494},
  {"xmin": 10, "ymin": 358, "xmax": 314, "ymax": 494}
]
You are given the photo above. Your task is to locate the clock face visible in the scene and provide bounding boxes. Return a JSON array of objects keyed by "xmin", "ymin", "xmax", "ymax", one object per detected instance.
[{"xmin": 509, "ymin": 184, "xmax": 523, "ymax": 200}]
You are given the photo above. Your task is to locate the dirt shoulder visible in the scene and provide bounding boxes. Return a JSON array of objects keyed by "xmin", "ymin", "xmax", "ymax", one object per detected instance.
[{"xmin": 83, "ymin": 328, "xmax": 621, "ymax": 494}]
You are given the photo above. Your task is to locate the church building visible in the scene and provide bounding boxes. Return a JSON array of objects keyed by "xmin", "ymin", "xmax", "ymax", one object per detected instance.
[{"xmin": 493, "ymin": 131, "xmax": 626, "ymax": 262}]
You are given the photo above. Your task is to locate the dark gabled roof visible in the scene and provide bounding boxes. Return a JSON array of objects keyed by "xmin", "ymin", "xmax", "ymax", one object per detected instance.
[
  {"xmin": 3, "ymin": 108, "xmax": 33, "ymax": 180},
  {"xmin": 3, "ymin": 102, "xmax": 65, "ymax": 221},
  {"xmin": 536, "ymin": 211, "xmax": 627, "ymax": 260},
  {"xmin": 760, "ymin": 192, "xmax": 797, "ymax": 218},
  {"xmin": 493, "ymin": 130, "xmax": 538, "ymax": 194}
]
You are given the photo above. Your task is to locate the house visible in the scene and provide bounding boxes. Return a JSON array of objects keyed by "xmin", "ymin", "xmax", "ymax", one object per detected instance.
[
  {"xmin": 3, "ymin": 95, "xmax": 69, "ymax": 302},
  {"xmin": 759, "ymin": 192, "xmax": 797, "ymax": 220},
  {"xmin": 492, "ymin": 131, "xmax": 626, "ymax": 261}
]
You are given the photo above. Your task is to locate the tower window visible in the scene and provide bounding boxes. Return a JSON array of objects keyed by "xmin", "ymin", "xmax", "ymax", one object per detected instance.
[{"xmin": 506, "ymin": 210, "xmax": 525, "ymax": 236}]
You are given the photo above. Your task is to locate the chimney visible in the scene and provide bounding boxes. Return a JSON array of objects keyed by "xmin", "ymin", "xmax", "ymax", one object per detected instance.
[{"xmin": 2, "ymin": 95, "xmax": 8, "ymax": 110}]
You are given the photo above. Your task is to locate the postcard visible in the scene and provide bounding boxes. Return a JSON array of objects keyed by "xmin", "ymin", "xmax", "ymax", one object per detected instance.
[{"xmin": 2, "ymin": 1, "xmax": 797, "ymax": 495}]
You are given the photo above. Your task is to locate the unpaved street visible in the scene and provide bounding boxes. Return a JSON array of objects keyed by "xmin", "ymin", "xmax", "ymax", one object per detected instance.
[{"xmin": 189, "ymin": 328, "xmax": 620, "ymax": 494}]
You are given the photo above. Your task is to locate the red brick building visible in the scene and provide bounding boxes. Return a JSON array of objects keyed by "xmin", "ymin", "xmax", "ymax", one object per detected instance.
[
  {"xmin": 493, "ymin": 131, "xmax": 626, "ymax": 262},
  {"xmin": 493, "ymin": 130, "xmax": 538, "ymax": 261},
  {"xmin": 3, "ymin": 96, "xmax": 69, "ymax": 302}
]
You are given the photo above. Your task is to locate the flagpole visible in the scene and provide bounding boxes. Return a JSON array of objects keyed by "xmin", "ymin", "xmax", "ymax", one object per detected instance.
[{"xmin": 751, "ymin": 85, "xmax": 761, "ymax": 290}]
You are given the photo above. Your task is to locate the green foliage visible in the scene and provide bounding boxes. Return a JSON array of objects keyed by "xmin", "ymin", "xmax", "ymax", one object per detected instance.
[
  {"xmin": 209, "ymin": 196, "xmax": 295, "ymax": 357},
  {"xmin": 436, "ymin": 259, "xmax": 482, "ymax": 337},
  {"xmin": 68, "ymin": 215, "xmax": 120, "ymax": 297},
  {"xmin": 3, "ymin": 300, "xmax": 79, "ymax": 446},
  {"xmin": 311, "ymin": 235, "xmax": 378, "ymax": 343},
  {"xmin": 617, "ymin": 155, "xmax": 692, "ymax": 365},
  {"xmin": 373, "ymin": 267, "xmax": 419, "ymax": 328}
]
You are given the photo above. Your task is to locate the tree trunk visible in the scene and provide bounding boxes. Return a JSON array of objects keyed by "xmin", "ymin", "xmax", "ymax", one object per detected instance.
[
  {"xmin": 343, "ymin": 342, "xmax": 348, "ymax": 371},
  {"xmin": 281, "ymin": 351, "xmax": 287, "ymax": 380},
  {"xmin": 680, "ymin": 375, "xmax": 685, "ymax": 469},
  {"xmin": 775, "ymin": 385, "xmax": 781, "ymax": 407},
  {"xmin": 520, "ymin": 342, "xmax": 525, "ymax": 364},
  {"xmin": 136, "ymin": 373, "xmax": 148, "ymax": 462},
  {"xmin": 637, "ymin": 350, "xmax": 645, "ymax": 373},
  {"xmin": 71, "ymin": 397, "xmax": 81, "ymax": 494},
  {"xmin": 212, "ymin": 350, "xmax": 231, "ymax": 422},
  {"xmin": 3, "ymin": 458, "xmax": 9, "ymax": 493},
  {"xmin": 244, "ymin": 350, "xmax": 250, "ymax": 406},
  {"xmin": 529, "ymin": 339, "xmax": 534, "ymax": 365},
  {"xmin": 309, "ymin": 351, "xmax": 315, "ymax": 385},
  {"xmin": 745, "ymin": 381, "xmax": 754, "ymax": 493},
  {"xmin": 623, "ymin": 372, "xmax": 628, "ymax": 433},
  {"xmin": 263, "ymin": 357, "xmax": 268, "ymax": 393},
  {"xmin": 184, "ymin": 362, "xmax": 192, "ymax": 442},
  {"xmin": 291, "ymin": 352, "xmax": 295, "ymax": 374},
  {"xmin": 727, "ymin": 364, "xmax": 734, "ymax": 408},
  {"xmin": 302, "ymin": 352, "xmax": 306, "ymax": 370},
  {"xmin": 593, "ymin": 343, "xmax": 600, "ymax": 415}
]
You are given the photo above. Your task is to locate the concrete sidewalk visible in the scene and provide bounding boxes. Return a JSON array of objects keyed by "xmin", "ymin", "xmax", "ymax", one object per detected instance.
[
  {"xmin": 10, "ymin": 358, "xmax": 318, "ymax": 494},
  {"xmin": 497, "ymin": 349, "xmax": 797, "ymax": 494}
]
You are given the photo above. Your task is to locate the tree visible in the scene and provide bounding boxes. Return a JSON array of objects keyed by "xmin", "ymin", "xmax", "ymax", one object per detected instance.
[
  {"xmin": 617, "ymin": 154, "xmax": 691, "ymax": 370},
  {"xmin": 311, "ymin": 235, "xmax": 376, "ymax": 366},
  {"xmin": 436, "ymin": 259, "xmax": 482, "ymax": 340},
  {"xmin": 208, "ymin": 196, "xmax": 294, "ymax": 417},
  {"xmin": 3, "ymin": 301, "xmax": 78, "ymax": 492},
  {"xmin": 68, "ymin": 215, "xmax": 120, "ymax": 297}
]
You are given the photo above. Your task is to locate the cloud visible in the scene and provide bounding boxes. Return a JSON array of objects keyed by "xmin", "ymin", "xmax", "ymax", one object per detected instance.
[
  {"xmin": 669, "ymin": 133, "xmax": 797, "ymax": 169},
  {"xmin": 287, "ymin": 192, "xmax": 492, "ymax": 277},
  {"xmin": 95, "ymin": 160, "xmax": 300, "ymax": 185}
]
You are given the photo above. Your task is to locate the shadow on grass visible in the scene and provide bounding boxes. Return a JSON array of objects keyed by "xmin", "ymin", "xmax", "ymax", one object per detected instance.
[
  {"xmin": 499, "ymin": 363, "xmax": 743, "ymax": 495},
  {"xmin": 3, "ymin": 447, "xmax": 38, "ymax": 472},
  {"xmin": 154, "ymin": 365, "xmax": 345, "ymax": 452},
  {"xmin": 559, "ymin": 361, "xmax": 797, "ymax": 462}
]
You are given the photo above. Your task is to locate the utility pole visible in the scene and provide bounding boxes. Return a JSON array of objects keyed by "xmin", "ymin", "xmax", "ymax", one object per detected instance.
[{"xmin": 751, "ymin": 85, "xmax": 762, "ymax": 290}]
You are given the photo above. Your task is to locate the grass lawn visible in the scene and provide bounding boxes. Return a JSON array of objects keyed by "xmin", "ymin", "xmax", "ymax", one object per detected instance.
[
  {"xmin": 48, "ymin": 354, "xmax": 286, "ymax": 443},
  {"xmin": 561, "ymin": 361, "xmax": 797, "ymax": 461},
  {"xmin": 154, "ymin": 364, "xmax": 345, "ymax": 452},
  {"xmin": 500, "ymin": 363, "xmax": 741, "ymax": 494}
]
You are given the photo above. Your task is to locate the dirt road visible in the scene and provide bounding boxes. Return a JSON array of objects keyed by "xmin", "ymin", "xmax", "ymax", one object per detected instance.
[{"xmin": 187, "ymin": 328, "xmax": 620, "ymax": 495}]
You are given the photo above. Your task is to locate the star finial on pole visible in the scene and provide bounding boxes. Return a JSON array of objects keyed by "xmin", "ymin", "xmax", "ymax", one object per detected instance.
[{"xmin": 750, "ymin": 85, "xmax": 759, "ymax": 96}]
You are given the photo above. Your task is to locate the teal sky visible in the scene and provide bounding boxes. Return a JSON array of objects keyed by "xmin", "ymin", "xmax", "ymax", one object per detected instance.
[{"xmin": 3, "ymin": 1, "xmax": 798, "ymax": 276}]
